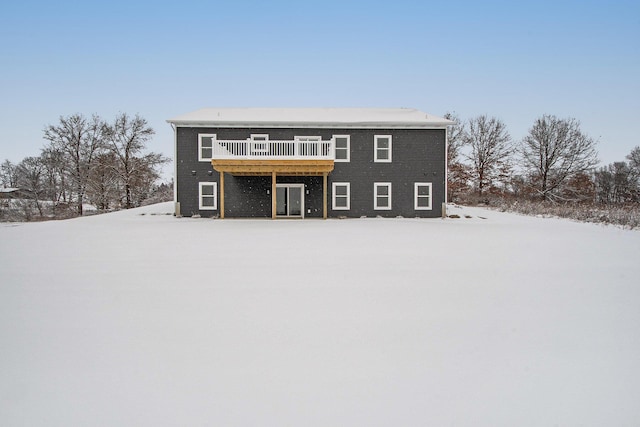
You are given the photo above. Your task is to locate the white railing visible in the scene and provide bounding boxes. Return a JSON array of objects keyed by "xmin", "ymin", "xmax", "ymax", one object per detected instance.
[{"xmin": 213, "ymin": 139, "xmax": 334, "ymax": 160}]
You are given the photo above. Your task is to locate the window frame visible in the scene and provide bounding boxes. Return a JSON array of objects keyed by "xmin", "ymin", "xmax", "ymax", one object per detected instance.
[
  {"xmin": 332, "ymin": 182, "xmax": 351, "ymax": 210},
  {"xmin": 374, "ymin": 135, "xmax": 392, "ymax": 163},
  {"xmin": 374, "ymin": 182, "xmax": 392, "ymax": 210},
  {"xmin": 249, "ymin": 134, "xmax": 269, "ymax": 155},
  {"xmin": 333, "ymin": 135, "xmax": 350, "ymax": 162},
  {"xmin": 199, "ymin": 182, "xmax": 218, "ymax": 210},
  {"xmin": 414, "ymin": 182, "xmax": 433, "ymax": 210},
  {"xmin": 198, "ymin": 134, "xmax": 216, "ymax": 162}
]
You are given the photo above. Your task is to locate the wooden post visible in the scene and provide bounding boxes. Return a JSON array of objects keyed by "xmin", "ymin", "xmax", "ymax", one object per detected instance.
[
  {"xmin": 220, "ymin": 171, "xmax": 225, "ymax": 219},
  {"xmin": 271, "ymin": 171, "xmax": 277, "ymax": 219},
  {"xmin": 323, "ymin": 173, "xmax": 328, "ymax": 219}
]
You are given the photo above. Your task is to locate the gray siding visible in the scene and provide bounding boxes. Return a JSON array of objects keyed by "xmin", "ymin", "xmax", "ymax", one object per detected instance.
[{"xmin": 175, "ymin": 127, "xmax": 445, "ymax": 218}]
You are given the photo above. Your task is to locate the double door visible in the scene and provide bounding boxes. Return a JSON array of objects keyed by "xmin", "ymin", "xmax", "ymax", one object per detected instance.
[{"xmin": 276, "ymin": 184, "xmax": 304, "ymax": 218}]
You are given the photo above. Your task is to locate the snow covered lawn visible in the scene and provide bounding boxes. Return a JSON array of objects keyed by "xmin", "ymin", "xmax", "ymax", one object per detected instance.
[{"xmin": 1, "ymin": 203, "xmax": 639, "ymax": 426}]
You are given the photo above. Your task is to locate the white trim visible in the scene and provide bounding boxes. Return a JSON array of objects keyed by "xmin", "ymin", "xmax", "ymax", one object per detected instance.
[
  {"xmin": 166, "ymin": 108, "xmax": 456, "ymax": 129},
  {"xmin": 171, "ymin": 122, "xmax": 450, "ymax": 130},
  {"xmin": 374, "ymin": 182, "xmax": 392, "ymax": 210},
  {"xmin": 414, "ymin": 182, "xmax": 433, "ymax": 210},
  {"xmin": 332, "ymin": 182, "xmax": 350, "ymax": 210},
  {"xmin": 333, "ymin": 135, "xmax": 350, "ymax": 162},
  {"xmin": 198, "ymin": 133, "xmax": 216, "ymax": 162},
  {"xmin": 374, "ymin": 135, "xmax": 392, "ymax": 163},
  {"xmin": 171, "ymin": 124, "xmax": 177, "ymax": 204},
  {"xmin": 199, "ymin": 182, "xmax": 217, "ymax": 210},
  {"xmin": 444, "ymin": 127, "xmax": 449, "ymax": 205},
  {"xmin": 294, "ymin": 136, "xmax": 321, "ymax": 141}
]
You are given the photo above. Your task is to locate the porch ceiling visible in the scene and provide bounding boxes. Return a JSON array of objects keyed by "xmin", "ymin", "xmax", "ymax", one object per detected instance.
[{"xmin": 212, "ymin": 159, "xmax": 334, "ymax": 176}]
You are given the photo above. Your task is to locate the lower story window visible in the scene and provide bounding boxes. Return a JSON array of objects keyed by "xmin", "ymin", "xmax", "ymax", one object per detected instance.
[
  {"xmin": 199, "ymin": 182, "xmax": 217, "ymax": 210},
  {"xmin": 374, "ymin": 182, "xmax": 392, "ymax": 210},
  {"xmin": 414, "ymin": 182, "xmax": 432, "ymax": 210},
  {"xmin": 332, "ymin": 182, "xmax": 350, "ymax": 210}
]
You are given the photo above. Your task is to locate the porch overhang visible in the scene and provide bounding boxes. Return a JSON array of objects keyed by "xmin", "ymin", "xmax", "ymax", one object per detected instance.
[{"xmin": 212, "ymin": 159, "xmax": 334, "ymax": 176}]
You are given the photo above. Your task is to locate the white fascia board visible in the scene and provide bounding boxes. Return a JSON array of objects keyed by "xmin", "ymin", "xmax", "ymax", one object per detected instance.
[{"xmin": 166, "ymin": 120, "xmax": 451, "ymax": 129}]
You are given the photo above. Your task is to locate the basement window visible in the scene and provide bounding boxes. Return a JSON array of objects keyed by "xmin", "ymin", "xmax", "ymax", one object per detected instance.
[
  {"xmin": 414, "ymin": 182, "xmax": 432, "ymax": 210},
  {"xmin": 332, "ymin": 182, "xmax": 350, "ymax": 210},
  {"xmin": 199, "ymin": 182, "xmax": 217, "ymax": 210},
  {"xmin": 374, "ymin": 182, "xmax": 392, "ymax": 210}
]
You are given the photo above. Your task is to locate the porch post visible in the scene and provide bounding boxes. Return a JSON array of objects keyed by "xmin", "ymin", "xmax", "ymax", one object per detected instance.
[
  {"xmin": 219, "ymin": 171, "xmax": 225, "ymax": 219},
  {"xmin": 323, "ymin": 173, "xmax": 328, "ymax": 219},
  {"xmin": 271, "ymin": 171, "xmax": 277, "ymax": 219}
]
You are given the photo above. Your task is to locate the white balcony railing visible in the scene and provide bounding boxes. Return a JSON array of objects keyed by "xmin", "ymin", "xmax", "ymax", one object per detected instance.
[{"xmin": 213, "ymin": 139, "xmax": 334, "ymax": 160}]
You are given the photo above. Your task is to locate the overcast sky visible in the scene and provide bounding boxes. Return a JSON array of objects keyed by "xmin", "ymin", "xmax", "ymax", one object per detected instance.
[{"xmin": 1, "ymin": 0, "xmax": 638, "ymax": 177}]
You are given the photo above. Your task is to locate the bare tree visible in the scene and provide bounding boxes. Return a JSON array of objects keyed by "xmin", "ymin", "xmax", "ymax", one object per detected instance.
[
  {"xmin": 628, "ymin": 146, "xmax": 640, "ymax": 171},
  {"xmin": 463, "ymin": 115, "xmax": 512, "ymax": 196},
  {"xmin": 40, "ymin": 146, "xmax": 71, "ymax": 212},
  {"xmin": 86, "ymin": 152, "xmax": 120, "ymax": 211},
  {"xmin": 104, "ymin": 113, "xmax": 166, "ymax": 208},
  {"xmin": 444, "ymin": 112, "xmax": 471, "ymax": 201},
  {"xmin": 1, "ymin": 160, "xmax": 18, "ymax": 188},
  {"xmin": 15, "ymin": 156, "xmax": 46, "ymax": 217},
  {"xmin": 43, "ymin": 114, "xmax": 106, "ymax": 215},
  {"xmin": 520, "ymin": 115, "xmax": 598, "ymax": 201},
  {"xmin": 444, "ymin": 112, "xmax": 465, "ymax": 166},
  {"xmin": 627, "ymin": 146, "xmax": 640, "ymax": 196}
]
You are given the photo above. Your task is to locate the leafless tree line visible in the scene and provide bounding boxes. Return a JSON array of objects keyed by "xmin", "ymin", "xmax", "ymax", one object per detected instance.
[
  {"xmin": 1, "ymin": 113, "xmax": 169, "ymax": 221},
  {"xmin": 445, "ymin": 113, "xmax": 639, "ymax": 207}
]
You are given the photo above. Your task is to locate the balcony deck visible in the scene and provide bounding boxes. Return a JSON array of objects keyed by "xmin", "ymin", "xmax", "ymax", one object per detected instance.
[
  {"xmin": 211, "ymin": 139, "xmax": 335, "ymax": 176},
  {"xmin": 212, "ymin": 139, "xmax": 334, "ymax": 160},
  {"xmin": 210, "ymin": 139, "xmax": 335, "ymax": 176}
]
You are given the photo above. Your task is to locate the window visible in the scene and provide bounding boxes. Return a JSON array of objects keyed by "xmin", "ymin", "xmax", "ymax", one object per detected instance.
[
  {"xmin": 250, "ymin": 134, "xmax": 269, "ymax": 155},
  {"xmin": 332, "ymin": 182, "xmax": 350, "ymax": 210},
  {"xmin": 414, "ymin": 183, "xmax": 432, "ymax": 210},
  {"xmin": 295, "ymin": 136, "xmax": 321, "ymax": 156},
  {"xmin": 333, "ymin": 135, "xmax": 350, "ymax": 162},
  {"xmin": 198, "ymin": 134, "xmax": 216, "ymax": 161},
  {"xmin": 199, "ymin": 182, "xmax": 217, "ymax": 210},
  {"xmin": 374, "ymin": 135, "xmax": 392, "ymax": 162},
  {"xmin": 374, "ymin": 182, "xmax": 392, "ymax": 210}
]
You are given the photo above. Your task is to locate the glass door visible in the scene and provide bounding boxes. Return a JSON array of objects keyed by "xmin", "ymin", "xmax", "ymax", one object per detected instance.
[{"xmin": 276, "ymin": 184, "xmax": 304, "ymax": 218}]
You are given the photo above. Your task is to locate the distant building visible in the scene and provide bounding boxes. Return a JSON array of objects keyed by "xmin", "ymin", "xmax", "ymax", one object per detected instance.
[
  {"xmin": 167, "ymin": 108, "xmax": 451, "ymax": 219},
  {"xmin": 0, "ymin": 188, "xmax": 32, "ymax": 200}
]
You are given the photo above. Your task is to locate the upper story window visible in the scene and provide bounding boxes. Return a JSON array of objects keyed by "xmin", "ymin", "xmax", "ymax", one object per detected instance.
[
  {"xmin": 414, "ymin": 182, "xmax": 433, "ymax": 210},
  {"xmin": 333, "ymin": 135, "xmax": 350, "ymax": 162},
  {"xmin": 198, "ymin": 134, "xmax": 216, "ymax": 161},
  {"xmin": 250, "ymin": 134, "xmax": 269, "ymax": 155},
  {"xmin": 374, "ymin": 182, "xmax": 392, "ymax": 210},
  {"xmin": 374, "ymin": 135, "xmax": 392, "ymax": 162},
  {"xmin": 295, "ymin": 136, "xmax": 322, "ymax": 156}
]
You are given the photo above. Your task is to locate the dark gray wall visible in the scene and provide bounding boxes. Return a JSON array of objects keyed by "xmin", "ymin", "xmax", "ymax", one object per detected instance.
[{"xmin": 175, "ymin": 127, "xmax": 445, "ymax": 218}]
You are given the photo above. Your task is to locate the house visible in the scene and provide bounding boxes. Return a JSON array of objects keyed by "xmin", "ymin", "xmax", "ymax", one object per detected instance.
[
  {"xmin": 0, "ymin": 188, "xmax": 33, "ymax": 200},
  {"xmin": 167, "ymin": 108, "xmax": 452, "ymax": 219}
]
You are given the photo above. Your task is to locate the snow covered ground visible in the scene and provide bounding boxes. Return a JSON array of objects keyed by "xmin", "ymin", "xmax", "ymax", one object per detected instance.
[{"xmin": 1, "ymin": 203, "xmax": 639, "ymax": 426}]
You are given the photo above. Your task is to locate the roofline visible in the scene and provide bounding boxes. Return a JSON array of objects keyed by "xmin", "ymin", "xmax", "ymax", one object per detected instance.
[{"xmin": 165, "ymin": 120, "xmax": 452, "ymax": 129}]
